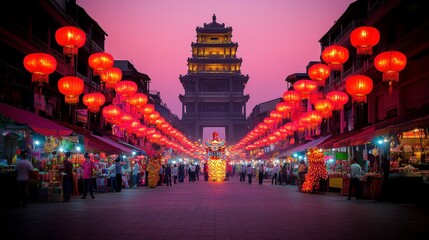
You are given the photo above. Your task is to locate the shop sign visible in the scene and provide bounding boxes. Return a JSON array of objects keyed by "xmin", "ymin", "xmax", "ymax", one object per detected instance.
[{"xmin": 402, "ymin": 129, "xmax": 426, "ymax": 139}]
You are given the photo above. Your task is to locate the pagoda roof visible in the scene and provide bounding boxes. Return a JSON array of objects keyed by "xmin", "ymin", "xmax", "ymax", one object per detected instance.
[
  {"xmin": 187, "ymin": 58, "xmax": 242, "ymax": 64},
  {"xmin": 192, "ymin": 42, "xmax": 238, "ymax": 48},
  {"xmin": 196, "ymin": 14, "xmax": 232, "ymax": 33}
]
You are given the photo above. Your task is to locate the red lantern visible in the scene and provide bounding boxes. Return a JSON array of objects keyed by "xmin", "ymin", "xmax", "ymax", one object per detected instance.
[
  {"xmin": 127, "ymin": 120, "xmax": 142, "ymax": 133},
  {"xmin": 58, "ymin": 76, "xmax": 84, "ymax": 104},
  {"xmin": 282, "ymin": 90, "xmax": 301, "ymax": 104},
  {"xmin": 314, "ymin": 99, "xmax": 333, "ymax": 118},
  {"xmin": 100, "ymin": 67, "xmax": 122, "ymax": 84},
  {"xmin": 115, "ymin": 80, "xmax": 138, "ymax": 98},
  {"xmin": 284, "ymin": 122, "xmax": 298, "ymax": 133},
  {"xmin": 345, "ymin": 75, "xmax": 373, "ymax": 103},
  {"xmin": 142, "ymin": 104, "xmax": 155, "ymax": 116},
  {"xmin": 374, "ymin": 51, "xmax": 407, "ymax": 86},
  {"xmin": 129, "ymin": 93, "xmax": 148, "ymax": 108},
  {"xmin": 23, "ymin": 53, "xmax": 57, "ymax": 84},
  {"xmin": 102, "ymin": 105, "xmax": 122, "ymax": 122},
  {"xmin": 269, "ymin": 111, "xmax": 283, "ymax": 122},
  {"xmin": 147, "ymin": 111, "xmax": 160, "ymax": 125},
  {"xmin": 308, "ymin": 111, "xmax": 322, "ymax": 127},
  {"xmin": 55, "ymin": 26, "xmax": 86, "ymax": 57},
  {"xmin": 83, "ymin": 92, "xmax": 106, "ymax": 113},
  {"xmin": 115, "ymin": 112, "xmax": 134, "ymax": 126},
  {"xmin": 293, "ymin": 80, "xmax": 318, "ymax": 99},
  {"xmin": 350, "ymin": 26, "xmax": 380, "ymax": 55},
  {"xmin": 322, "ymin": 45, "xmax": 349, "ymax": 71},
  {"xmin": 275, "ymin": 102, "xmax": 294, "ymax": 118},
  {"xmin": 326, "ymin": 91, "xmax": 349, "ymax": 110},
  {"xmin": 308, "ymin": 63, "xmax": 330, "ymax": 86},
  {"xmin": 88, "ymin": 52, "xmax": 114, "ymax": 76},
  {"xmin": 134, "ymin": 125, "xmax": 148, "ymax": 136}
]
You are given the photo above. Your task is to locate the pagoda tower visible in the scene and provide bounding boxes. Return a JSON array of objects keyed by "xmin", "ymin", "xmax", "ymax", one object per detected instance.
[{"xmin": 179, "ymin": 14, "xmax": 249, "ymax": 144}]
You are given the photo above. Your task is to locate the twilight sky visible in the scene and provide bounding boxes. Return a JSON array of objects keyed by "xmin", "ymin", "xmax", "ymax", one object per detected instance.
[{"xmin": 77, "ymin": 0, "xmax": 355, "ymax": 121}]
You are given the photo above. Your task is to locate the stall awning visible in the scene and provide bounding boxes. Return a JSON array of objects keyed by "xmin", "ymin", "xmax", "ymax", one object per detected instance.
[
  {"xmin": 0, "ymin": 103, "xmax": 73, "ymax": 137},
  {"xmin": 91, "ymin": 135, "xmax": 134, "ymax": 154},
  {"xmin": 51, "ymin": 120, "xmax": 122, "ymax": 154},
  {"xmin": 282, "ymin": 135, "xmax": 332, "ymax": 157},
  {"xmin": 318, "ymin": 130, "xmax": 359, "ymax": 149},
  {"xmin": 333, "ymin": 126, "xmax": 376, "ymax": 147},
  {"xmin": 375, "ymin": 104, "xmax": 429, "ymax": 135},
  {"xmin": 118, "ymin": 141, "xmax": 147, "ymax": 155}
]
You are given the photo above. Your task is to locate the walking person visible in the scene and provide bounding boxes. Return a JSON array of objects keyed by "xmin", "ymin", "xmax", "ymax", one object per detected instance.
[
  {"xmin": 298, "ymin": 160, "xmax": 307, "ymax": 191},
  {"xmin": 240, "ymin": 164, "xmax": 246, "ymax": 182},
  {"xmin": 178, "ymin": 163, "xmax": 185, "ymax": 183},
  {"xmin": 165, "ymin": 163, "xmax": 172, "ymax": 186},
  {"xmin": 348, "ymin": 158, "xmax": 362, "ymax": 200},
  {"xmin": 61, "ymin": 152, "xmax": 73, "ymax": 201},
  {"xmin": 195, "ymin": 163, "xmax": 200, "ymax": 180},
  {"xmin": 173, "ymin": 164, "xmax": 178, "ymax": 184},
  {"xmin": 247, "ymin": 164, "xmax": 253, "ymax": 184},
  {"xmin": 258, "ymin": 164, "xmax": 264, "ymax": 185},
  {"xmin": 189, "ymin": 164, "xmax": 196, "ymax": 182},
  {"xmin": 158, "ymin": 164, "xmax": 165, "ymax": 186},
  {"xmin": 81, "ymin": 153, "xmax": 97, "ymax": 199},
  {"xmin": 272, "ymin": 164, "xmax": 280, "ymax": 185},
  {"xmin": 15, "ymin": 149, "xmax": 33, "ymax": 207},
  {"xmin": 107, "ymin": 161, "xmax": 116, "ymax": 192},
  {"xmin": 132, "ymin": 161, "xmax": 140, "ymax": 188},
  {"xmin": 203, "ymin": 163, "xmax": 209, "ymax": 181},
  {"xmin": 115, "ymin": 157, "xmax": 123, "ymax": 192}
]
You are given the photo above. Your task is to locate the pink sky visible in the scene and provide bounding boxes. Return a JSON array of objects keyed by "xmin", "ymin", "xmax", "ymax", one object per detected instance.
[{"xmin": 77, "ymin": 0, "xmax": 354, "ymax": 122}]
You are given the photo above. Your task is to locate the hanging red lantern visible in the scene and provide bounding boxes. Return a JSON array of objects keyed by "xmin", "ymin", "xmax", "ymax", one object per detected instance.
[
  {"xmin": 129, "ymin": 93, "xmax": 148, "ymax": 108},
  {"xmin": 350, "ymin": 26, "xmax": 380, "ymax": 55},
  {"xmin": 322, "ymin": 45, "xmax": 349, "ymax": 71},
  {"xmin": 326, "ymin": 91, "xmax": 349, "ymax": 110},
  {"xmin": 345, "ymin": 75, "xmax": 373, "ymax": 103},
  {"xmin": 100, "ymin": 67, "xmax": 122, "ymax": 84},
  {"xmin": 374, "ymin": 51, "xmax": 407, "ymax": 86},
  {"xmin": 55, "ymin": 26, "xmax": 86, "ymax": 57},
  {"xmin": 293, "ymin": 80, "xmax": 318, "ymax": 99},
  {"xmin": 282, "ymin": 90, "xmax": 301, "ymax": 104},
  {"xmin": 88, "ymin": 52, "xmax": 114, "ymax": 76},
  {"xmin": 115, "ymin": 112, "xmax": 134, "ymax": 127},
  {"xmin": 127, "ymin": 120, "xmax": 142, "ymax": 133},
  {"xmin": 142, "ymin": 104, "xmax": 155, "ymax": 116},
  {"xmin": 23, "ymin": 53, "xmax": 57, "ymax": 84},
  {"xmin": 147, "ymin": 111, "xmax": 160, "ymax": 125},
  {"xmin": 83, "ymin": 92, "xmax": 106, "ymax": 113},
  {"xmin": 115, "ymin": 80, "xmax": 138, "ymax": 98},
  {"xmin": 308, "ymin": 63, "xmax": 330, "ymax": 86},
  {"xmin": 308, "ymin": 111, "xmax": 323, "ymax": 127},
  {"xmin": 102, "ymin": 105, "xmax": 122, "ymax": 122},
  {"xmin": 133, "ymin": 125, "xmax": 148, "ymax": 136},
  {"xmin": 57, "ymin": 76, "xmax": 84, "ymax": 104},
  {"xmin": 275, "ymin": 102, "xmax": 294, "ymax": 118},
  {"xmin": 314, "ymin": 99, "xmax": 333, "ymax": 118},
  {"xmin": 269, "ymin": 111, "xmax": 283, "ymax": 122},
  {"xmin": 284, "ymin": 122, "xmax": 298, "ymax": 133}
]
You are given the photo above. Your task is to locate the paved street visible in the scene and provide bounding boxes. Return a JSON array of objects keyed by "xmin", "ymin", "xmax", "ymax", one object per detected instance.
[{"xmin": 1, "ymin": 178, "xmax": 428, "ymax": 240}]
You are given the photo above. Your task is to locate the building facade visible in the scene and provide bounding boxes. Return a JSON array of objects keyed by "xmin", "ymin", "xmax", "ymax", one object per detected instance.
[{"xmin": 179, "ymin": 15, "xmax": 249, "ymax": 144}]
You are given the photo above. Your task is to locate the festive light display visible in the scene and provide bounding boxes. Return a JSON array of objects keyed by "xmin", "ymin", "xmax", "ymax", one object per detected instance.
[
  {"xmin": 206, "ymin": 132, "xmax": 226, "ymax": 181},
  {"xmin": 301, "ymin": 148, "xmax": 328, "ymax": 193},
  {"xmin": 147, "ymin": 153, "xmax": 162, "ymax": 188}
]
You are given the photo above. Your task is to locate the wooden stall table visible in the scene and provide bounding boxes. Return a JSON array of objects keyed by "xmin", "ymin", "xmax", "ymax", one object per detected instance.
[{"xmin": 328, "ymin": 177, "xmax": 343, "ymax": 191}]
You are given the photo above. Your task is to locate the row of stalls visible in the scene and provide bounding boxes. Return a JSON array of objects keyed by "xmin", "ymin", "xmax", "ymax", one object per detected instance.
[
  {"xmin": 0, "ymin": 103, "xmax": 148, "ymax": 205},
  {"xmin": 260, "ymin": 109, "xmax": 429, "ymax": 202}
]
